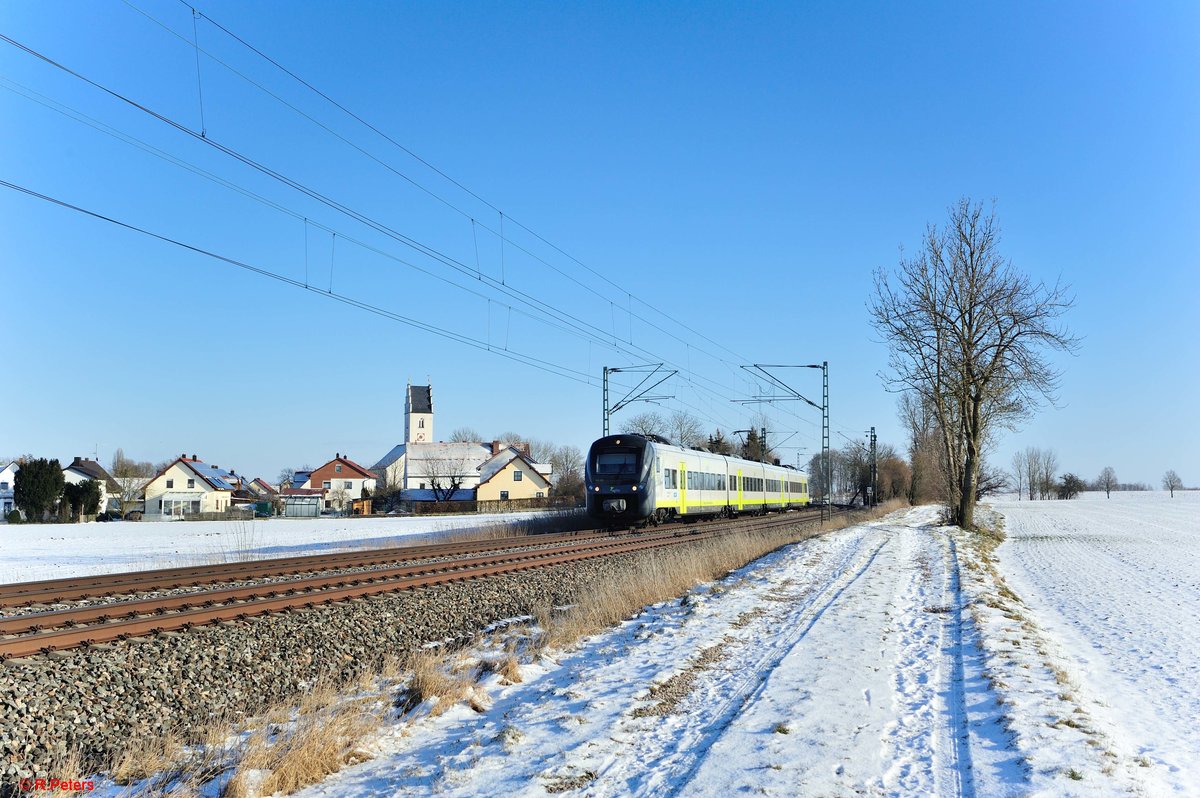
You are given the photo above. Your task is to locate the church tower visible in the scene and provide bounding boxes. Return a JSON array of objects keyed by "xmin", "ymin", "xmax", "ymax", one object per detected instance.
[{"xmin": 405, "ymin": 383, "xmax": 434, "ymax": 444}]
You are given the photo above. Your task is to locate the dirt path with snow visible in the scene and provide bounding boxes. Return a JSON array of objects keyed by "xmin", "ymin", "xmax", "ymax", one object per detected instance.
[{"xmin": 290, "ymin": 506, "xmax": 1035, "ymax": 798}]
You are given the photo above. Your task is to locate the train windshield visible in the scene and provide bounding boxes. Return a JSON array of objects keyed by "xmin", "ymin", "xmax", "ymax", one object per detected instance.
[{"xmin": 595, "ymin": 451, "xmax": 640, "ymax": 475}]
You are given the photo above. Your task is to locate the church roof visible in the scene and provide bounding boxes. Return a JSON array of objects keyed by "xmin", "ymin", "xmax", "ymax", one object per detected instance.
[{"xmin": 408, "ymin": 384, "xmax": 433, "ymax": 414}]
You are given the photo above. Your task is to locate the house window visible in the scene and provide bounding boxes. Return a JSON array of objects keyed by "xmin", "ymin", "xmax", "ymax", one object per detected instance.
[
  {"xmin": 187, "ymin": 479, "xmax": 195, "ymax": 489},
  {"xmin": 419, "ymin": 483, "xmax": 426, "ymax": 490},
  {"xmin": 324, "ymin": 500, "xmax": 331, "ymax": 508},
  {"xmin": 323, "ymin": 480, "xmax": 332, "ymax": 489},
  {"xmin": 536, "ymin": 491, "xmax": 544, "ymax": 498},
  {"xmin": 344, "ymin": 481, "xmax": 352, "ymax": 489},
  {"xmin": 335, "ymin": 465, "xmax": 342, "ymax": 473},
  {"xmin": 513, "ymin": 470, "xmax": 523, "ymax": 481},
  {"xmin": 0, "ymin": 482, "xmax": 8, "ymax": 491},
  {"xmin": 166, "ymin": 479, "xmax": 174, "ymax": 489},
  {"xmin": 418, "ymin": 418, "xmax": 425, "ymax": 429},
  {"xmin": 500, "ymin": 491, "xmax": 509, "ymax": 500},
  {"xmin": 191, "ymin": 500, "xmax": 200, "ymax": 514}
]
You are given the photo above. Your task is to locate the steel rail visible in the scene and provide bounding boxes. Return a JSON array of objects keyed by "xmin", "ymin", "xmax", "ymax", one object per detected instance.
[
  {"xmin": 0, "ymin": 527, "xmax": 614, "ymax": 607},
  {"xmin": 0, "ymin": 507, "xmax": 848, "ymax": 660},
  {"xmin": 0, "ymin": 506, "xmax": 830, "ymax": 607},
  {"xmin": 0, "ymin": 528, "xmax": 721, "ymax": 635},
  {"xmin": 0, "ymin": 528, "xmax": 730, "ymax": 660}
]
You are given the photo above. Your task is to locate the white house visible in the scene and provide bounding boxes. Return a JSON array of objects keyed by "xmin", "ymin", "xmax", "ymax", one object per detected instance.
[
  {"xmin": 0, "ymin": 462, "xmax": 18, "ymax": 519},
  {"xmin": 62, "ymin": 456, "xmax": 122, "ymax": 515},
  {"xmin": 144, "ymin": 454, "xmax": 250, "ymax": 518}
]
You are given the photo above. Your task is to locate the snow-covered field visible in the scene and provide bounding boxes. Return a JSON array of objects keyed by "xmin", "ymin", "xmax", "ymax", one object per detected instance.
[
  {"xmin": 0, "ymin": 512, "xmax": 559, "ymax": 585},
  {"xmin": 989, "ymin": 491, "xmax": 1199, "ymax": 795},
  {"xmin": 11, "ymin": 494, "xmax": 1196, "ymax": 796},
  {"xmin": 275, "ymin": 495, "xmax": 1197, "ymax": 798}
]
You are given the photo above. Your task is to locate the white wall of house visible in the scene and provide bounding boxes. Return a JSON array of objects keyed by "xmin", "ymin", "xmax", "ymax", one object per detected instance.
[
  {"xmin": 316, "ymin": 474, "xmax": 377, "ymax": 509},
  {"xmin": 144, "ymin": 462, "xmax": 232, "ymax": 517},
  {"xmin": 62, "ymin": 468, "xmax": 114, "ymax": 515},
  {"xmin": 0, "ymin": 462, "xmax": 18, "ymax": 519}
]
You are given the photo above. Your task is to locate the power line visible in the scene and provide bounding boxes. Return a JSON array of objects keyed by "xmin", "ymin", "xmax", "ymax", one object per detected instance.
[
  {"xmin": 123, "ymin": 0, "xmax": 750, "ymax": 375},
  {"xmin": 2, "ymin": 30, "xmax": 758, "ymax": 410},
  {"xmin": 183, "ymin": 1, "xmax": 753, "ymax": 367},
  {"xmin": 1, "ymin": 30, "xmax": 832, "ymax": 439},
  {"xmin": 0, "ymin": 178, "xmax": 595, "ymax": 386}
]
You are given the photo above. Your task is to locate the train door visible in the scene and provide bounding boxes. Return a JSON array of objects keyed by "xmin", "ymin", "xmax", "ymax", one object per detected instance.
[
  {"xmin": 679, "ymin": 462, "xmax": 687, "ymax": 516},
  {"xmin": 736, "ymin": 469, "xmax": 743, "ymax": 512}
]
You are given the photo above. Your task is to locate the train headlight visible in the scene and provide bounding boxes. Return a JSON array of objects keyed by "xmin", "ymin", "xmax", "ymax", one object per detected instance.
[
  {"xmin": 593, "ymin": 486, "xmax": 600, "ymax": 492},
  {"xmin": 631, "ymin": 486, "xmax": 638, "ymax": 492}
]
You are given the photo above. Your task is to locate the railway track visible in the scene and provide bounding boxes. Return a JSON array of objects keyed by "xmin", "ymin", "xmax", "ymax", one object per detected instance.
[{"xmin": 0, "ymin": 508, "xmax": 838, "ymax": 661}]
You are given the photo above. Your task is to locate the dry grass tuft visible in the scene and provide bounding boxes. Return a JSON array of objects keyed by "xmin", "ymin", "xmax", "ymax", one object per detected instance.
[
  {"xmin": 394, "ymin": 649, "xmax": 472, "ymax": 717},
  {"xmin": 107, "ymin": 712, "xmax": 247, "ymax": 796},
  {"xmin": 225, "ymin": 685, "xmax": 383, "ymax": 797},
  {"xmin": 480, "ymin": 653, "xmax": 523, "ymax": 684},
  {"xmin": 535, "ymin": 503, "xmax": 898, "ymax": 653}
]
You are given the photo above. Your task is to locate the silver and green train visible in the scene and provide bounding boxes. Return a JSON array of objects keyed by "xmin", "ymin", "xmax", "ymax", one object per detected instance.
[{"xmin": 585, "ymin": 434, "xmax": 810, "ymax": 524}]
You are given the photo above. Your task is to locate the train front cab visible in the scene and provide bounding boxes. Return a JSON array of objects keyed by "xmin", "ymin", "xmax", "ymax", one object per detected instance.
[{"xmin": 585, "ymin": 435, "xmax": 656, "ymax": 523}]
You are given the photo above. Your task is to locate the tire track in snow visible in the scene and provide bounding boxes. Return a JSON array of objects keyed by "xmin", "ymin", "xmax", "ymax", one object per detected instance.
[
  {"xmin": 877, "ymin": 526, "xmax": 973, "ymax": 798},
  {"xmin": 942, "ymin": 532, "xmax": 976, "ymax": 798},
  {"xmin": 593, "ymin": 526, "xmax": 893, "ymax": 798}
]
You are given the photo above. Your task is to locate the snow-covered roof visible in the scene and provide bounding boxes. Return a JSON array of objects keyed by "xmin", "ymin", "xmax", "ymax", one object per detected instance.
[
  {"xmin": 372, "ymin": 445, "xmax": 406, "ymax": 471},
  {"xmin": 405, "ymin": 442, "xmax": 492, "ymax": 473},
  {"xmin": 476, "ymin": 448, "xmax": 551, "ymax": 487}
]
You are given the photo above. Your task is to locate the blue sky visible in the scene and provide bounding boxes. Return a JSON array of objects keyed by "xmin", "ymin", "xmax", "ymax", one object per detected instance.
[{"xmin": 2, "ymin": 1, "xmax": 1196, "ymax": 487}]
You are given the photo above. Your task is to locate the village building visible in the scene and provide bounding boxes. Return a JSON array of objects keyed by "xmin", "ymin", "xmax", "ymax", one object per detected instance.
[
  {"xmin": 0, "ymin": 461, "xmax": 18, "ymax": 518},
  {"xmin": 298, "ymin": 453, "xmax": 378, "ymax": 511},
  {"xmin": 62, "ymin": 456, "xmax": 122, "ymax": 515},
  {"xmin": 144, "ymin": 454, "xmax": 255, "ymax": 518},
  {"xmin": 372, "ymin": 383, "xmax": 552, "ymax": 502}
]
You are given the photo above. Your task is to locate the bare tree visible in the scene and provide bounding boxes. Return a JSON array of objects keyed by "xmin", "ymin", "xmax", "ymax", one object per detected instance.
[
  {"xmin": 1037, "ymin": 449, "xmax": 1059, "ymax": 500},
  {"xmin": 667, "ymin": 410, "xmax": 704, "ymax": 448},
  {"xmin": 419, "ymin": 453, "xmax": 472, "ymax": 503},
  {"xmin": 328, "ymin": 486, "xmax": 349, "ymax": 512},
  {"xmin": 1022, "ymin": 447, "xmax": 1040, "ymax": 501},
  {"xmin": 1098, "ymin": 466, "xmax": 1118, "ymax": 498},
  {"xmin": 493, "ymin": 432, "xmax": 555, "ymax": 463},
  {"xmin": 549, "ymin": 444, "xmax": 584, "ymax": 500},
  {"xmin": 871, "ymin": 200, "xmax": 1078, "ymax": 528},
  {"xmin": 109, "ymin": 448, "xmax": 158, "ymax": 515},
  {"xmin": 449, "ymin": 427, "xmax": 481, "ymax": 443},
  {"xmin": 622, "ymin": 412, "xmax": 667, "ymax": 439},
  {"xmin": 976, "ymin": 463, "xmax": 1010, "ymax": 499},
  {"xmin": 1163, "ymin": 470, "xmax": 1183, "ymax": 497},
  {"xmin": 899, "ymin": 393, "xmax": 941, "ymax": 504},
  {"xmin": 1010, "ymin": 450, "xmax": 1027, "ymax": 500}
]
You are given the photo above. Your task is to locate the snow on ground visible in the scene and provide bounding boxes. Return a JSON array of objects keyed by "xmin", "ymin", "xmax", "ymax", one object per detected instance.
[
  {"xmin": 0, "ymin": 512, "xmax": 559, "ymax": 585},
  {"xmin": 45, "ymin": 496, "xmax": 1195, "ymax": 796},
  {"xmin": 984, "ymin": 491, "xmax": 1200, "ymax": 795},
  {"xmin": 256, "ymin": 506, "xmax": 1027, "ymax": 798}
]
